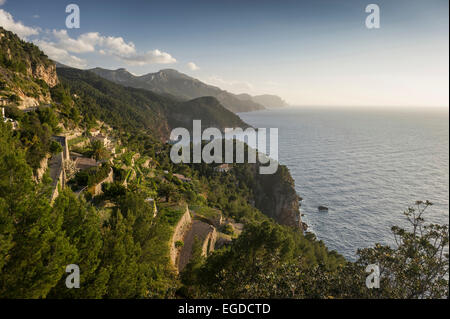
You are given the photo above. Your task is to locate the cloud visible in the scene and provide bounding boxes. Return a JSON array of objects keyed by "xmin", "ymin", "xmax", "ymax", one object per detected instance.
[
  {"xmin": 0, "ymin": 9, "xmax": 176, "ymax": 67},
  {"xmin": 0, "ymin": 1, "xmax": 6, "ymax": 6},
  {"xmin": 98, "ymin": 35, "xmax": 136, "ymax": 57},
  {"xmin": 33, "ymin": 39, "xmax": 87, "ymax": 69},
  {"xmin": 52, "ymin": 30, "xmax": 97, "ymax": 53},
  {"xmin": 46, "ymin": 29, "xmax": 175, "ymax": 65},
  {"xmin": 0, "ymin": 9, "xmax": 39, "ymax": 39},
  {"xmin": 50, "ymin": 30, "xmax": 136, "ymax": 56},
  {"xmin": 187, "ymin": 62, "xmax": 199, "ymax": 71},
  {"xmin": 33, "ymin": 14, "xmax": 40, "ymax": 19},
  {"xmin": 114, "ymin": 49, "xmax": 176, "ymax": 65}
]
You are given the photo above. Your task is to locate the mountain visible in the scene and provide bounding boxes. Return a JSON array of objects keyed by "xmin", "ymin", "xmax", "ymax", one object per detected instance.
[
  {"xmin": 57, "ymin": 67, "xmax": 248, "ymax": 140},
  {"xmin": 89, "ymin": 67, "xmax": 265, "ymax": 113},
  {"xmin": 0, "ymin": 27, "xmax": 58, "ymax": 108},
  {"xmin": 236, "ymin": 93, "xmax": 288, "ymax": 108}
]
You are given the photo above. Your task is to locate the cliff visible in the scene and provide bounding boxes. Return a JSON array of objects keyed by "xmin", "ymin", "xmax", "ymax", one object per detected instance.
[
  {"xmin": 252, "ymin": 164, "xmax": 303, "ymax": 229},
  {"xmin": 0, "ymin": 27, "xmax": 58, "ymax": 108}
]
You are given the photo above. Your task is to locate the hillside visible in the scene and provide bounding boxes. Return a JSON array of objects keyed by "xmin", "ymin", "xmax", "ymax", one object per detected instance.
[
  {"xmin": 0, "ymin": 27, "xmax": 58, "ymax": 108},
  {"xmin": 57, "ymin": 67, "xmax": 248, "ymax": 140},
  {"xmin": 90, "ymin": 67, "xmax": 265, "ymax": 113}
]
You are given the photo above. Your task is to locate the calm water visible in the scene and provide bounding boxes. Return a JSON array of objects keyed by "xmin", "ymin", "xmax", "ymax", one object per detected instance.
[{"xmin": 239, "ymin": 107, "xmax": 449, "ymax": 260}]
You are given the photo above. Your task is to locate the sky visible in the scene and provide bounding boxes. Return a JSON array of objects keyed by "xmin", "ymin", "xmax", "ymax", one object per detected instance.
[{"xmin": 0, "ymin": 0, "xmax": 448, "ymax": 107}]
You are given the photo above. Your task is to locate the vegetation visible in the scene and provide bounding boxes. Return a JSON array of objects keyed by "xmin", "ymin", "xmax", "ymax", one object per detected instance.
[
  {"xmin": 70, "ymin": 163, "xmax": 111, "ymax": 189},
  {"xmin": 89, "ymin": 140, "xmax": 109, "ymax": 161},
  {"xmin": 56, "ymin": 67, "xmax": 248, "ymax": 140},
  {"xmin": 15, "ymin": 106, "xmax": 62, "ymax": 169},
  {"xmin": 175, "ymin": 241, "xmax": 184, "ymax": 249}
]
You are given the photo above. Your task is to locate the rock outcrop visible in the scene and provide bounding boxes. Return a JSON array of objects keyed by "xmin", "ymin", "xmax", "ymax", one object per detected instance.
[{"xmin": 31, "ymin": 63, "xmax": 58, "ymax": 88}]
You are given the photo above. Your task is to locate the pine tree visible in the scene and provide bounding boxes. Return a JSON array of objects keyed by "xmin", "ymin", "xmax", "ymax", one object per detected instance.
[
  {"xmin": 101, "ymin": 211, "xmax": 146, "ymax": 298},
  {"xmin": 0, "ymin": 122, "xmax": 76, "ymax": 298},
  {"xmin": 48, "ymin": 190, "xmax": 109, "ymax": 298}
]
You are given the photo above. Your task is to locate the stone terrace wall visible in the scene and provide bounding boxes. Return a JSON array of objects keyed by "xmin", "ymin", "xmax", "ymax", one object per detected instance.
[
  {"xmin": 201, "ymin": 226, "xmax": 218, "ymax": 256},
  {"xmin": 169, "ymin": 205, "xmax": 192, "ymax": 272},
  {"xmin": 89, "ymin": 168, "xmax": 114, "ymax": 197}
]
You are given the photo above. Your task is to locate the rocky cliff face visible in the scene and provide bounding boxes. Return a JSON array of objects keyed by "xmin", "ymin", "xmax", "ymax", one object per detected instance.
[
  {"xmin": 31, "ymin": 63, "xmax": 58, "ymax": 88},
  {"xmin": 252, "ymin": 164, "xmax": 303, "ymax": 229}
]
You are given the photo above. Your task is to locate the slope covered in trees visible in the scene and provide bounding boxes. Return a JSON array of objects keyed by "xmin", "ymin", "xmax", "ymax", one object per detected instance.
[{"xmin": 56, "ymin": 67, "xmax": 248, "ymax": 140}]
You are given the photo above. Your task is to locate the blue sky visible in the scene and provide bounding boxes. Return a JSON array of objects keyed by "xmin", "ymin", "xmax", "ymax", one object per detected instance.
[{"xmin": 1, "ymin": 0, "xmax": 448, "ymax": 107}]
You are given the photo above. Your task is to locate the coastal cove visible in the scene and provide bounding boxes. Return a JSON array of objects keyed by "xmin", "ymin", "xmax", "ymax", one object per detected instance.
[{"xmin": 239, "ymin": 107, "xmax": 449, "ymax": 260}]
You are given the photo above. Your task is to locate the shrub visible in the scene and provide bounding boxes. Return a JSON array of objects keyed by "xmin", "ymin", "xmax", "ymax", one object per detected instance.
[
  {"xmin": 49, "ymin": 140, "xmax": 63, "ymax": 154},
  {"xmin": 175, "ymin": 241, "xmax": 184, "ymax": 249},
  {"xmin": 221, "ymin": 224, "xmax": 234, "ymax": 236}
]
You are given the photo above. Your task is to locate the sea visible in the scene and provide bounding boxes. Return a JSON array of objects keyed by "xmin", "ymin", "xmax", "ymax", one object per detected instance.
[{"xmin": 238, "ymin": 107, "xmax": 449, "ymax": 260}]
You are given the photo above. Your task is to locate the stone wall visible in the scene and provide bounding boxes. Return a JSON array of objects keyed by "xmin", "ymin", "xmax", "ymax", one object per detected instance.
[
  {"xmin": 176, "ymin": 220, "xmax": 218, "ymax": 272},
  {"xmin": 53, "ymin": 136, "xmax": 69, "ymax": 161},
  {"xmin": 201, "ymin": 225, "xmax": 218, "ymax": 256},
  {"xmin": 169, "ymin": 205, "xmax": 192, "ymax": 271},
  {"xmin": 89, "ymin": 168, "xmax": 114, "ymax": 197},
  {"xmin": 49, "ymin": 152, "xmax": 65, "ymax": 204},
  {"xmin": 34, "ymin": 154, "xmax": 50, "ymax": 183}
]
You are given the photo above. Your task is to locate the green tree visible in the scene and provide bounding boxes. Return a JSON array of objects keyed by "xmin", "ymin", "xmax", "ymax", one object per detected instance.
[
  {"xmin": 90, "ymin": 139, "xmax": 108, "ymax": 161},
  {"xmin": 117, "ymin": 192, "xmax": 154, "ymax": 246},
  {"xmin": 100, "ymin": 211, "xmax": 146, "ymax": 298},
  {"xmin": 354, "ymin": 201, "xmax": 449, "ymax": 299},
  {"xmin": 37, "ymin": 107, "xmax": 60, "ymax": 133},
  {"xmin": 181, "ymin": 236, "xmax": 204, "ymax": 289},
  {"xmin": 48, "ymin": 190, "xmax": 109, "ymax": 298},
  {"xmin": 158, "ymin": 182, "xmax": 178, "ymax": 203},
  {"xmin": 0, "ymin": 122, "xmax": 76, "ymax": 298}
]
